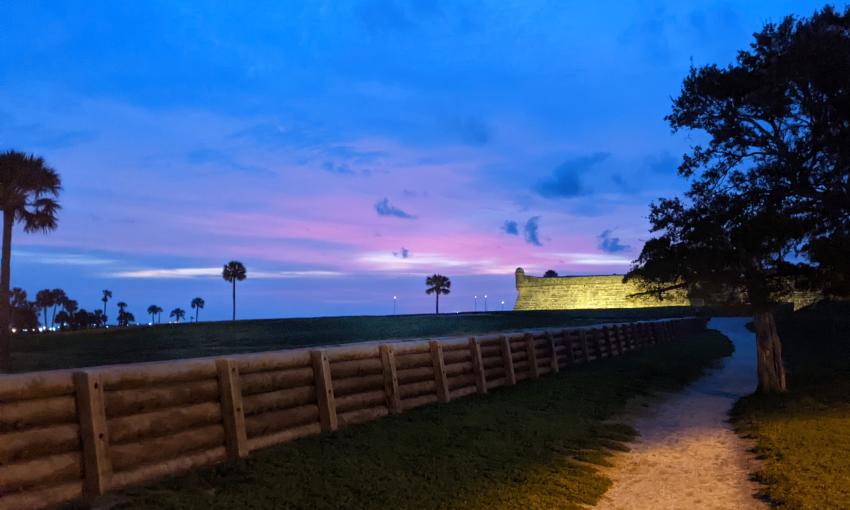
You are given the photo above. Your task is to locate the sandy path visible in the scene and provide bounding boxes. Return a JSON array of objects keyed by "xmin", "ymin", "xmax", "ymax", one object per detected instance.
[{"xmin": 595, "ymin": 318, "xmax": 765, "ymax": 510}]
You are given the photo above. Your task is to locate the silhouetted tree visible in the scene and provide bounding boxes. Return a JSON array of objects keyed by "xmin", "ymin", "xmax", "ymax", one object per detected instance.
[
  {"xmin": 101, "ymin": 289, "xmax": 112, "ymax": 324},
  {"xmin": 222, "ymin": 261, "xmax": 247, "ymax": 321},
  {"xmin": 71, "ymin": 309, "xmax": 91, "ymax": 330},
  {"xmin": 9, "ymin": 288, "xmax": 37, "ymax": 331},
  {"xmin": 62, "ymin": 298, "xmax": 78, "ymax": 319},
  {"xmin": 625, "ymin": 7, "xmax": 850, "ymax": 393},
  {"xmin": 544, "ymin": 269, "xmax": 558, "ymax": 277},
  {"xmin": 90, "ymin": 310, "xmax": 106, "ymax": 329},
  {"xmin": 191, "ymin": 297, "xmax": 205, "ymax": 322},
  {"xmin": 54, "ymin": 310, "xmax": 70, "ymax": 330},
  {"xmin": 147, "ymin": 305, "xmax": 162, "ymax": 324},
  {"xmin": 49, "ymin": 289, "xmax": 66, "ymax": 328},
  {"xmin": 35, "ymin": 289, "xmax": 54, "ymax": 330},
  {"xmin": 425, "ymin": 274, "xmax": 451, "ymax": 314},
  {"xmin": 116, "ymin": 302, "xmax": 129, "ymax": 326},
  {"xmin": 0, "ymin": 151, "xmax": 60, "ymax": 360},
  {"xmin": 169, "ymin": 307, "xmax": 186, "ymax": 323}
]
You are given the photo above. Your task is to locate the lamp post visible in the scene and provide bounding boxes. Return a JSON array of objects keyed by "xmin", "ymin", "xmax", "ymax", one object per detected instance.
[
  {"xmin": 474, "ymin": 295, "xmax": 478, "ymax": 312},
  {"xmin": 484, "ymin": 294, "xmax": 488, "ymax": 312},
  {"xmin": 393, "ymin": 296, "xmax": 397, "ymax": 315},
  {"xmin": 501, "ymin": 300, "xmax": 505, "ymax": 311}
]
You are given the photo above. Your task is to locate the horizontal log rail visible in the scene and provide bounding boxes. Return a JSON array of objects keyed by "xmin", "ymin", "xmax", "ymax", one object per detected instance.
[{"xmin": 0, "ymin": 317, "xmax": 707, "ymax": 510}]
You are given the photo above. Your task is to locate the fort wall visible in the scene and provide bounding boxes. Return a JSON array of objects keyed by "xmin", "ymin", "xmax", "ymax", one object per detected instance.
[{"xmin": 513, "ymin": 268, "xmax": 692, "ymax": 311}]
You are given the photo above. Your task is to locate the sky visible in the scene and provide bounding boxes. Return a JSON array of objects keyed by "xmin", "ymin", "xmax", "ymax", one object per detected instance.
[{"xmin": 0, "ymin": 0, "xmax": 834, "ymax": 321}]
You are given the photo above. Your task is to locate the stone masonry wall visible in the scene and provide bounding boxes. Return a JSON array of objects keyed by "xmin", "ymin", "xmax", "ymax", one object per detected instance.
[{"xmin": 513, "ymin": 267, "xmax": 692, "ymax": 311}]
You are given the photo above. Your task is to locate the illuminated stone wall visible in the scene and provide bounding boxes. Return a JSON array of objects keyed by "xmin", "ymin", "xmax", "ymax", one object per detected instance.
[{"xmin": 513, "ymin": 267, "xmax": 692, "ymax": 310}]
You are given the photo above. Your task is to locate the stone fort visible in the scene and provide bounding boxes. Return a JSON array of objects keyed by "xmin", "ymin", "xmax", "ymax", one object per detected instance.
[{"xmin": 512, "ymin": 267, "xmax": 692, "ymax": 311}]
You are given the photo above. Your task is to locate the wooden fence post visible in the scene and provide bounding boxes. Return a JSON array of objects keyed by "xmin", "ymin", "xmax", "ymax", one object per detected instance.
[
  {"xmin": 618, "ymin": 325, "xmax": 628, "ymax": 353},
  {"xmin": 546, "ymin": 332, "xmax": 560, "ymax": 373},
  {"xmin": 595, "ymin": 328, "xmax": 608, "ymax": 357},
  {"xmin": 469, "ymin": 337, "xmax": 487, "ymax": 394},
  {"xmin": 429, "ymin": 341, "xmax": 450, "ymax": 403},
  {"xmin": 501, "ymin": 336, "xmax": 516, "ymax": 385},
  {"xmin": 603, "ymin": 326, "xmax": 617, "ymax": 357},
  {"xmin": 380, "ymin": 344, "xmax": 401, "ymax": 414},
  {"xmin": 216, "ymin": 359, "xmax": 248, "ymax": 460},
  {"xmin": 578, "ymin": 329, "xmax": 591, "ymax": 362},
  {"xmin": 73, "ymin": 370, "xmax": 112, "ymax": 498},
  {"xmin": 525, "ymin": 334, "xmax": 539, "ymax": 378},
  {"xmin": 628, "ymin": 323, "xmax": 639, "ymax": 350},
  {"xmin": 311, "ymin": 350, "xmax": 338, "ymax": 432}
]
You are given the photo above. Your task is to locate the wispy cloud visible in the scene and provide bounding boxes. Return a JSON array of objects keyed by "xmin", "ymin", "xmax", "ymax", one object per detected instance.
[
  {"xmin": 108, "ymin": 267, "xmax": 345, "ymax": 279},
  {"xmin": 321, "ymin": 161, "xmax": 362, "ymax": 176},
  {"xmin": 501, "ymin": 220, "xmax": 519, "ymax": 235},
  {"xmin": 374, "ymin": 198, "xmax": 416, "ymax": 219},
  {"xmin": 555, "ymin": 252, "xmax": 632, "ymax": 266},
  {"xmin": 597, "ymin": 229, "xmax": 631, "ymax": 253},
  {"xmin": 523, "ymin": 216, "xmax": 542, "ymax": 246},
  {"xmin": 535, "ymin": 152, "xmax": 610, "ymax": 199},
  {"xmin": 15, "ymin": 250, "xmax": 115, "ymax": 266}
]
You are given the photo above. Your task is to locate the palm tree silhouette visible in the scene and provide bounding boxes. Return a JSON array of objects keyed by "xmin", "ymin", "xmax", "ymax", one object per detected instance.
[
  {"xmin": 35, "ymin": 289, "xmax": 54, "ymax": 330},
  {"xmin": 191, "ymin": 297, "xmax": 205, "ymax": 322},
  {"xmin": 101, "ymin": 289, "xmax": 112, "ymax": 323},
  {"xmin": 147, "ymin": 305, "xmax": 162, "ymax": 324},
  {"xmin": 222, "ymin": 261, "xmax": 247, "ymax": 321},
  {"xmin": 50, "ymin": 289, "xmax": 66, "ymax": 328},
  {"xmin": 0, "ymin": 150, "xmax": 60, "ymax": 360},
  {"xmin": 116, "ymin": 302, "xmax": 128, "ymax": 326},
  {"xmin": 425, "ymin": 274, "xmax": 451, "ymax": 314},
  {"xmin": 169, "ymin": 307, "xmax": 186, "ymax": 323}
]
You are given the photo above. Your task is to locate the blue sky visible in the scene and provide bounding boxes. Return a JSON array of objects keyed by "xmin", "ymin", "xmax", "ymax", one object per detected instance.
[{"xmin": 0, "ymin": 0, "xmax": 834, "ymax": 320}]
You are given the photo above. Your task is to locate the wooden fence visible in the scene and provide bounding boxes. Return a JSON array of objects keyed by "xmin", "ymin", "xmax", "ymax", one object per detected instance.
[{"xmin": 0, "ymin": 317, "xmax": 706, "ymax": 509}]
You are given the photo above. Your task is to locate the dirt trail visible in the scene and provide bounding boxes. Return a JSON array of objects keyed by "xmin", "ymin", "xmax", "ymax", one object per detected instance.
[{"xmin": 595, "ymin": 318, "xmax": 766, "ymax": 510}]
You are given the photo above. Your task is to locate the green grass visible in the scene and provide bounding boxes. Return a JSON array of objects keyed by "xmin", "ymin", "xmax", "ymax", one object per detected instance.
[
  {"xmin": 6, "ymin": 307, "xmax": 693, "ymax": 373},
  {"xmin": 96, "ymin": 329, "xmax": 732, "ymax": 510},
  {"xmin": 732, "ymin": 302, "xmax": 850, "ymax": 509}
]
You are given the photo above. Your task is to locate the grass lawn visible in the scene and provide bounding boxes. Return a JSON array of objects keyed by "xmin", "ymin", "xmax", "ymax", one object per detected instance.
[
  {"xmin": 7, "ymin": 307, "xmax": 693, "ymax": 373},
  {"xmin": 732, "ymin": 302, "xmax": 850, "ymax": 510},
  {"xmin": 93, "ymin": 329, "xmax": 732, "ymax": 510}
]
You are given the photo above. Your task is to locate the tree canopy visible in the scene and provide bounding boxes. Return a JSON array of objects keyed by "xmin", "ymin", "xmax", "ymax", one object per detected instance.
[{"xmin": 625, "ymin": 6, "xmax": 850, "ymax": 393}]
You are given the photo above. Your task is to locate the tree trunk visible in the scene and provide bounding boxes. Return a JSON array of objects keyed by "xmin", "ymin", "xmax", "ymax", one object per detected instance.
[
  {"xmin": 435, "ymin": 293, "xmax": 440, "ymax": 315},
  {"xmin": 195, "ymin": 308, "xmax": 199, "ymax": 322},
  {"xmin": 753, "ymin": 310, "xmax": 787, "ymax": 393},
  {"xmin": 0, "ymin": 211, "xmax": 12, "ymax": 367},
  {"xmin": 232, "ymin": 280, "xmax": 236, "ymax": 321},
  {"xmin": 103, "ymin": 301, "xmax": 107, "ymax": 323}
]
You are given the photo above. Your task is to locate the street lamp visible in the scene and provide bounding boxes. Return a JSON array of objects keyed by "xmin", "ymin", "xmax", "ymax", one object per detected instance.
[
  {"xmin": 484, "ymin": 294, "xmax": 488, "ymax": 312},
  {"xmin": 501, "ymin": 300, "xmax": 505, "ymax": 311},
  {"xmin": 393, "ymin": 296, "xmax": 397, "ymax": 315},
  {"xmin": 474, "ymin": 295, "xmax": 478, "ymax": 312}
]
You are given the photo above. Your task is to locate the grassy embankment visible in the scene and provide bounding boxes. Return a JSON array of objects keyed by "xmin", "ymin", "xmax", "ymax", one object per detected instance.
[
  {"xmin": 732, "ymin": 302, "xmax": 850, "ymax": 509},
  {"xmin": 94, "ymin": 329, "xmax": 732, "ymax": 510},
  {"xmin": 8, "ymin": 307, "xmax": 692, "ymax": 373}
]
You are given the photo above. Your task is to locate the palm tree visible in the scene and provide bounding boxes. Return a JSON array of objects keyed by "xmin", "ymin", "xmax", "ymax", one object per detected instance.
[
  {"xmin": 169, "ymin": 307, "xmax": 186, "ymax": 323},
  {"xmin": 425, "ymin": 274, "xmax": 451, "ymax": 314},
  {"xmin": 35, "ymin": 289, "xmax": 54, "ymax": 330},
  {"xmin": 0, "ymin": 151, "xmax": 60, "ymax": 360},
  {"xmin": 101, "ymin": 289, "xmax": 112, "ymax": 323},
  {"xmin": 50, "ymin": 289, "xmax": 66, "ymax": 327},
  {"xmin": 147, "ymin": 305, "xmax": 162, "ymax": 324},
  {"xmin": 9, "ymin": 287, "xmax": 27, "ymax": 330},
  {"xmin": 116, "ymin": 302, "xmax": 128, "ymax": 326},
  {"xmin": 222, "ymin": 261, "xmax": 247, "ymax": 321},
  {"xmin": 62, "ymin": 298, "xmax": 78, "ymax": 317},
  {"xmin": 91, "ymin": 310, "xmax": 106, "ymax": 328},
  {"xmin": 190, "ymin": 297, "xmax": 205, "ymax": 322},
  {"xmin": 54, "ymin": 310, "xmax": 70, "ymax": 330}
]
